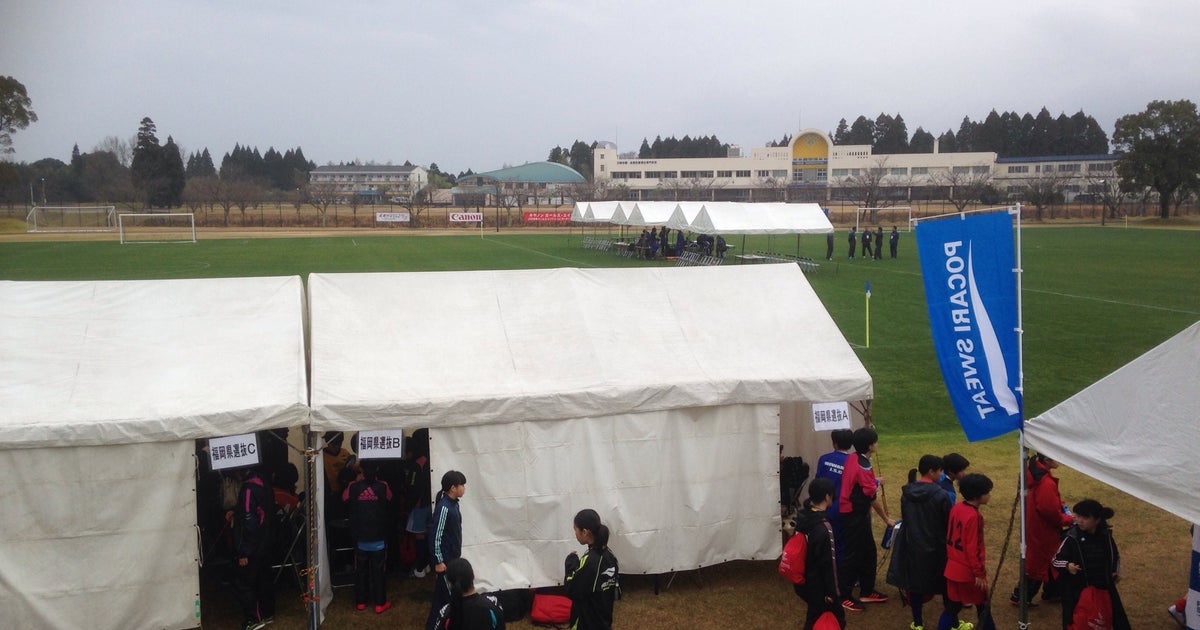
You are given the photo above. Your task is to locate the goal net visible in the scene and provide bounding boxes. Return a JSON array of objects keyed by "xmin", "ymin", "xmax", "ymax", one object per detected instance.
[
  {"xmin": 26, "ymin": 205, "xmax": 117, "ymax": 233},
  {"xmin": 118, "ymin": 213, "xmax": 197, "ymax": 244},
  {"xmin": 855, "ymin": 206, "xmax": 913, "ymax": 232}
]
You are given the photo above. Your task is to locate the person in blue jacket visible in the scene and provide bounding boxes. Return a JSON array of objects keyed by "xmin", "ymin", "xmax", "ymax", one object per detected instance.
[{"xmin": 426, "ymin": 470, "xmax": 467, "ymax": 630}]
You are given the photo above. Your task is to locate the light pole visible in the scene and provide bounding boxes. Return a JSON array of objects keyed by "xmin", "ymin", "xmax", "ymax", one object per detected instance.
[{"xmin": 40, "ymin": 178, "xmax": 46, "ymax": 205}]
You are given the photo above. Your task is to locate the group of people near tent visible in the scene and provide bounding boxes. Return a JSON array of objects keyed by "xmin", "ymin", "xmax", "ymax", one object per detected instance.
[
  {"xmin": 844, "ymin": 226, "xmax": 900, "ymax": 260},
  {"xmin": 203, "ymin": 429, "xmax": 620, "ymax": 630},
  {"xmin": 788, "ymin": 428, "xmax": 1136, "ymax": 630},
  {"xmin": 629, "ymin": 225, "xmax": 728, "ymax": 259}
]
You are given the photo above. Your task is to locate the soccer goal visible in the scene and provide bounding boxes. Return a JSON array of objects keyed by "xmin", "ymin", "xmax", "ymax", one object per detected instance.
[
  {"xmin": 118, "ymin": 212, "xmax": 197, "ymax": 244},
  {"xmin": 26, "ymin": 205, "xmax": 117, "ymax": 233},
  {"xmin": 855, "ymin": 206, "xmax": 913, "ymax": 232}
]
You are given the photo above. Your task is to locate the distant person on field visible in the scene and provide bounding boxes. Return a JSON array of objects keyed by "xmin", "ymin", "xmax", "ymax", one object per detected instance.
[
  {"xmin": 815, "ymin": 429, "xmax": 854, "ymax": 561},
  {"xmin": 791, "ymin": 478, "xmax": 846, "ymax": 630},
  {"xmin": 940, "ymin": 473, "xmax": 996, "ymax": 630},
  {"xmin": 874, "ymin": 226, "xmax": 884, "ymax": 259},
  {"xmin": 861, "ymin": 228, "xmax": 872, "ymax": 262},
  {"xmin": 431, "ymin": 557, "xmax": 506, "ymax": 630},
  {"xmin": 886, "ymin": 454, "xmax": 951, "ymax": 630},
  {"xmin": 837, "ymin": 427, "xmax": 895, "ymax": 611},
  {"xmin": 938, "ymin": 453, "xmax": 970, "ymax": 505},
  {"xmin": 889, "ymin": 226, "xmax": 900, "ymax": 258},
  {"xmin": 826, "ymin": 229, "xmax": 835, "ymax": 261},
  {"xmin": 565, "ymin": 508, "xmax": 620, "ymax": 630},
  {"xmin": 847, "ymin": 227, "xmax": 857, "ymax": 259},
  {"xmin": 715, "ymin": 235, "xmax": 728, "ymax": 259},
  {"xmin": 675, "ymin": 230, "xmax": 685, "ymax": 256}
]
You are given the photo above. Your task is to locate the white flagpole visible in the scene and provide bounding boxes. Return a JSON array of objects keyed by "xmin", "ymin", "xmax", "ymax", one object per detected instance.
[{"xmin": 1014, "ymin": 202, "xmax": 1030, "ymax": 625}]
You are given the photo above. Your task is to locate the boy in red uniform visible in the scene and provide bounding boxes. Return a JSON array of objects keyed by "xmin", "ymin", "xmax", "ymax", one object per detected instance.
[{"xmin": 940, "ymin": 473, "xmax": 995, "ymax": 630}]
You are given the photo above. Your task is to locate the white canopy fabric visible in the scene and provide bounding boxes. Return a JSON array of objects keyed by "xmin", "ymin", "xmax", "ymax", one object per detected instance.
[
  {"xmin": 584, "ymin": 201, "xmax": 621, "ymax": 223},
  {"xmin": 308, "ymin": 265, "xmax": 871, "ymax": 430},
  {"xmin": 662, "ymin": 201, "xmax": 705, "ymax": 232},
  {"xmin": 668, "ymin": 201, "xmax": 833, "ymax": 235},
  {"xmin": 624, "ymin": 201, "xmax": 680, "ymax": 226},
  {"xmin": 0, "ymin": 277, "xmax": 310, "ymax": 447},
  {"xmin": 570, "ymin": 202, "xmax": 588, "ymax": 222},
  {"xmin": 1024, "ymin": 321, "xmax": 1200, "ymax": 524},
  {"xmin": 0, "ymin": 277, "xmax": 310, "ymax": 630},
  {"xmin": 308, "ymin": 265, "xmax": 871, "ymax": 588}
]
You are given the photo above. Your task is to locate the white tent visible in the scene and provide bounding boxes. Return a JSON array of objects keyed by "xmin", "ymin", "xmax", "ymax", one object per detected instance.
[
  {"xmin": 584, "ymin": 201, "xmax": 621, "ymax": 223},
  {"xmin": 668, "ymin": 201, "xmax": 833, "ymax": 235},
  {"xmin": 1024, "ymin": 321, "xmax": 1200, "ymax": 524},
  {"xmin": 569, "ymin": 202, "xmax": 589, "ymax": 223},
  {"xmin": 308, "ymin": 265, "xmax": 871, "ymax": 590},
  {"xmin": 0, "ymin": 277, "xmax": 310, "ymax": 630}
]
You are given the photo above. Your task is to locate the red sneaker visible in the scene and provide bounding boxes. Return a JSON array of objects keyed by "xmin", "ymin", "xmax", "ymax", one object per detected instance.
[
  {"xmin": 375, "ymin": 601, "xmax": 392, "ymax": 614},
  {"xmin": 842, "ymin": 598, "xmax": 865, "ymax": 612},
  {"xmin": 860, "ymin": 590, "xmax": 890, "ymax": 603},
  {"xmin": 355, "ymin": 603, "xmax": 367, "ymax": 611}
]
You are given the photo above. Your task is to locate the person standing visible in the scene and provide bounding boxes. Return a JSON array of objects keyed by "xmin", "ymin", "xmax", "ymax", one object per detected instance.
[
  {"xmin": 887, "ymin": 455, "xmax": 952, "ymax": 630},
  {"xmin": 939, "ymin": 473, "xmax": 996, "ymax": 630},
  {"xmin": 861, "ymin": 228, "xmax": 872, "ymax": 262},
  {"xmin": 847, "ymin": 227, "xmax": 857, "ymax": 259},
  {"xmin": 565, "ymin": 509, "xmax": 620, "ymax": 630},
  {"xmin": 814, "ymin": 429, "xmax": 854, "ymax": 562},
  {"xmin": 889, "ymin": 226, "xmax": 900, "ymax": 258},
  {"xmin": 344, "ymin": 460, "xmax": 394, "ymax": 614},
  {"xmin": 231, "ymin": 466, "xmax": 277, "ymax": 630},
  {"xmin": 426, "ymin": 470, "xmax": 468, "ymax": 630},
  {"xmin": 938, "ymin": 453, "xmax": 971, "ymax": 505},
  {"xmin": 837, "ymin": 427, "xmax": 895, "ymax": 611},
  {"xmin": 826, "ymin": 229, "xmax": 835, "ymax": 261},
  {"xmin": 1010, "ymin": 453, "xmax": 1074, "ymax": 607},
  {"xmin": 874, "ymin": 226, "xmax": 884, "ymax": 260},
  {"xmin": 431, "ymin": 557, "xmax": 506, "ymax": 630},
  {"xmin": 1053, "ymin": 499, "xmax": 1130, "ymax": 630},
  {"xmin": 792, "ymin": 478, "xmax": 846, "ymax": 630}
]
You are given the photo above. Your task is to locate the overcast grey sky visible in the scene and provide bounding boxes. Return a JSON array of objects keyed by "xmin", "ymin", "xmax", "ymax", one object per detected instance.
[{"xmin": 3, "ymin": 0, "xmax": 1197, "ymax": 174}]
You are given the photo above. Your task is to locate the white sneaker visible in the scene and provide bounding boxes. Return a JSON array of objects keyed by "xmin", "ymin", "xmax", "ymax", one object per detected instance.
[
  {"xmin": 1168, "ymin": 604, "xmax": 1186, "ymax": 628},
  {"xmin": 412, "ymin": 566, "xmax": 428, "ymax": 578}
]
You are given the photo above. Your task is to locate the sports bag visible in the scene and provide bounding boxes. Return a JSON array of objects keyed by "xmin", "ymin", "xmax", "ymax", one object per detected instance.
[
  {"xmin": 1069, "ymin": 585, "xmax": 1114, "ymax": 630},
  {"xmin": 813, "ymin": 610, "xmax": 842, "ymax": 630},
  {"xmin": 530, "ymin": 592, "xmax": 572, "ymax": 626},
  {"xmin": 778, "ymin": 531, "xmax": 808, "ymax": 584}
]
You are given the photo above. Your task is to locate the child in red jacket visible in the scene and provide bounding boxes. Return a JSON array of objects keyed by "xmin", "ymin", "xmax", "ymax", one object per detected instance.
[
  {"xmin": 939, "ymin": 473, "xmax": 996, "ymax": 630},
  {"xmin": 1010, "ymin": 453, "xmax": 1074, "ymax": 606}
]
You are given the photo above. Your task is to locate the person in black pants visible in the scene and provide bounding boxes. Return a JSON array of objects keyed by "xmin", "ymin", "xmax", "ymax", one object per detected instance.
[
  {"xmin": 792, "ymin": 478, "xmax": 846, "ymax": 629},
  {"xmin": 231, "ymin": 466, "xmax": 277, "ymax": 630},
  {"xmin": 889, "ymin": 226, "xmax": 900, "ymax": 258},
  {"xmin": 874, "ymin": 226, "xmax": 884, "ymax": 260},
  {"xmin": 861, "ymin": 229, "xmax": 872, "ymax": 262},
  {"xmin": 847, "ymin": 227, "xmax": 857, "ymax": 259},
  {"xmin": 344, "ymin": 460, "xmax": 395, "ymax": 614},
  {"xmin": 426, "ymin": 470, "xmax": 467, "ymax": 630}
]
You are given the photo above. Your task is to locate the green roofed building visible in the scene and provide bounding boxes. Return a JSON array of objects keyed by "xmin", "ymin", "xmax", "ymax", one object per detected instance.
[{"xmin": 451, "ymin": 161, "xmax": 585, "ymax": 207}]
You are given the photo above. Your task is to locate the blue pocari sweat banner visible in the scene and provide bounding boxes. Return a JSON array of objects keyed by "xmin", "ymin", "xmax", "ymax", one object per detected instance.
[{"xmin": 916, "ymin": 211, "xmax": 1022, "ymax": 441}]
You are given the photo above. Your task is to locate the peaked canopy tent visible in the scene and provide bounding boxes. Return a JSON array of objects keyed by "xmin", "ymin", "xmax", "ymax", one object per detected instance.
[
  {"xmin": 569, "ymin": 201, "xmax": 589, "ymax": 223},
  {"xmin": 624, "ymin": 201, "xmax": 682, "ymax": 227},
  {"xmin": 667, "ymin": 202, "xmax": 833, "ymax": 235},
  {"xmin": 0, "ymin": 277, "xmax": 310, "ymax": 630},
  {"xmin": 308, "ymin": 265, "xmax": 872, "ymax": 591},
  {"xmin": 1024, "ymin": 320, "xmax": 1200, "ymax": 525}
]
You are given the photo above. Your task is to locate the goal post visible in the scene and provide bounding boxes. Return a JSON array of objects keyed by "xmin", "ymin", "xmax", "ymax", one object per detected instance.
[
  {"xmin": 855, "ymin": 206, "xmax": 913, "ymax": 232},
  {"xmin": 26, "ymin": 205, "xmax": 117, "ymax": 233},
  {"xmin": 118, "ymin": 213, "xmax": 197, "ymax": 244}
]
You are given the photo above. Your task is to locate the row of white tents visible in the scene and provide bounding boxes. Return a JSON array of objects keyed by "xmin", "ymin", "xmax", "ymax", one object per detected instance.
[
  {"xmin": 0, "ymin": 265, "xmax": 874, "ymax": 630},
  {"xmin": 571, "ymin": 201, "xmax": 835, "ymax": 235}
]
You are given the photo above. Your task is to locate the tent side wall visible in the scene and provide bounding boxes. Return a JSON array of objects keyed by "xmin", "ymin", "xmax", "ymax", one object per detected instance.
[
  {"xmin": 435, "ymin": 404, "xmax": 781, "ymax": 591},
  {"xmin": 0, "ymin": 441, "xmax": 197, "ymax": 630}
]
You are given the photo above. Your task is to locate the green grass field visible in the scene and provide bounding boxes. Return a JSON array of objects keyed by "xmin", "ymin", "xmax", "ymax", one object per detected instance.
[{"xmin": 2, "ymin": 226, "xmax": 1198, "ymax": 628}]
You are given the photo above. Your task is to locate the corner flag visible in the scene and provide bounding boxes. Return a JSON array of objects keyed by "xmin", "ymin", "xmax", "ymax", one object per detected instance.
[{"xmin": 915, "ymin": 211, "xmax": 1022, "ymax": 441}]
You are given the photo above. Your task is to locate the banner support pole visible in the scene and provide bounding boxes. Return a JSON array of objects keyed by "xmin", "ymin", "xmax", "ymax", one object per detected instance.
[{"xmin": 1013, "ymin": 202, "xmax": 1030, "ymax": 625}]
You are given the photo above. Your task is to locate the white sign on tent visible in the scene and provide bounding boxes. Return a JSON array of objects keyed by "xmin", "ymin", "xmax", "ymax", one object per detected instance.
[{"xmin": 208, "ymin": 433, "xmax": 261, "ymax": 471}]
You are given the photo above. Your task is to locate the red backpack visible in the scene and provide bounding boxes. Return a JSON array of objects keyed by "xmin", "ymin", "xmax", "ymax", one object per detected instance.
[{"xmin": 778, "ymin": 531, "xmax": 807, "ymax": 584}]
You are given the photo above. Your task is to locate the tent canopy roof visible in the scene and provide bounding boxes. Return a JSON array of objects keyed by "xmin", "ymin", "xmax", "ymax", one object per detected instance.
[
  {"xmin": 665, "ymin": 202, "xmax": 833, "ymax": 235},
  {"xmin": 309, "ymin": 265, "xmax": 872, "ymax": 430},
  {"xmin": 0, "ymin": 277, "xmax": 310, "ymax": 449},
  {"xmin": 1025, "ymin": 320, "xmax": 1200, "ymax": 524}
]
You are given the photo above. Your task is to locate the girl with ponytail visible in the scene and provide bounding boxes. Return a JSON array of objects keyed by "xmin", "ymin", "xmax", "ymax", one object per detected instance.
[
  {"xmin": 430, "ymin": 557, "xmax": 505, "ymax": 630},
  {"xmin": 564, "ymin": 509, "xmax": 619, "ymax": 629}
]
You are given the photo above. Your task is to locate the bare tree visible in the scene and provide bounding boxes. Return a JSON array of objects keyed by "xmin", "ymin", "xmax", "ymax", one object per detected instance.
[
  {"xmin": 934, "ymin": 166, "xmax": 994, "ymax": 213},
  {"xmin": 94, "ymin": 136, "xmax": 133, "ymax": 167},
  {"xmin": 753, "ymin": 177, "xmax": 786, "ymax": 202},
  {"xmin": 1018, "ymin": 170, "xmax": 1067, "ymax": 220},
  {"xmin": 231, "ymin": 179, "xmax": 262, "ymax": 225},
  {"xmin": 307, "ymin": 180, "xmax": 341, "ymax": 227},
  {"xmin": 399, "ymin": 182, "xmax": 430, "ymax": 228},
  {"xmin": 1087, "ymin": 175, "xmax": 1128, "ymax": 226},
  {"xmin": 683, "ymin": 176, "xmax": 722, "ymax": 201},
  {"xmin": 837, "ymin": 157, "xmax": 892, "ymax": 220}
]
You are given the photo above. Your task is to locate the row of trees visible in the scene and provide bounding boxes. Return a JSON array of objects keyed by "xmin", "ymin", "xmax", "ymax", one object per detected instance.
[{"xmin": 830, "ymin": 108, "xmax": 1109, "ymax": 157}]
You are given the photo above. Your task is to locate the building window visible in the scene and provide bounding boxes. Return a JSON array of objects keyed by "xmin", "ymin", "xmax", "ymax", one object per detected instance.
[
  {"xmin": 1087, "ymin": 162, "xmax": 1112, "ymax": 172},
  {"xmin": 953, "ymin": 166, "xmax": 970, "ymax": 174},
  {"xmin": 832, "ymin": 168, "xmax": 849, "ymax": 177},
  {"xmin": 1007, "ymin": 165, "xmax": 1029, "ymax": 174},
  {"xmin": 911, "ymin": 167, "xmax": 929, "ymax": 175},
  {"xmin": 816, "ymin": 169, "xmax": 827, "ymax": 182},
  {"xmin": 757, "ymin": 170, "xmax": 771, "ymax": 177},
  {"xmin": 771, "ymin": 170, "xmax": 788, "ymax": 178},
  {"xmin": 973, "ymin": 166, "xmax": 990, "ymax": 174},
  {"xmin": 890, "ymin": 168, "xmax": 907, "ymax": 176},
  {"xmin": 1058, "ymin": 163, "xmax": 1081, "ymax": 173},
  {"xmin": 717, "ymin": 170, "xmax": 732, "ymax": 178},
  {"xmin": 680, "ymin": 170, "xmax": 714, "ymax": 178},
  {"xmin": 736, "ymin": 170, "xmax": 751, "ymax": 178}
]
